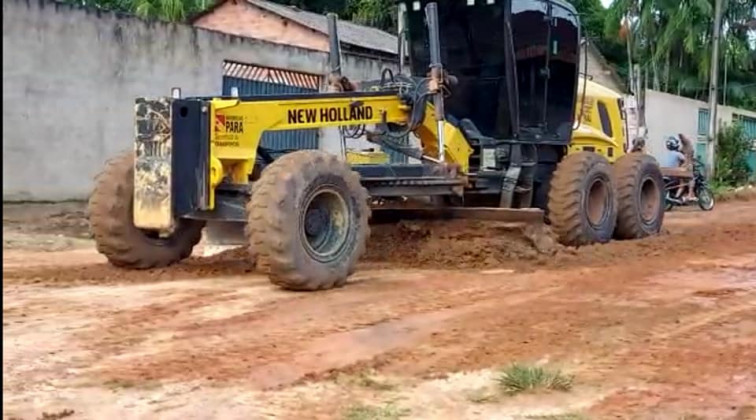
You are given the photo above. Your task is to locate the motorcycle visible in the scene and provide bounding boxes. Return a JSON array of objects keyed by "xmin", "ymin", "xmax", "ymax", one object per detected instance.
[{"xmin": 663, "ymin": 158, "xmax": 715, "ymax": 211}]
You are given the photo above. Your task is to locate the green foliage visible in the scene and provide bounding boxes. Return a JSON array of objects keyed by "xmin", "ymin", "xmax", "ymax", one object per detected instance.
[
  {"xmin": 603, "ymin": 0, "xmax": 756, "ymax": 110},
  {"xmin": 497, "ymin": 363, "xmax": 575, "ymax": 395},
  {"xmin": 61, "ymin": 0, "xmax": 212, "ymax": 21},
  {"xmin": 714, "ymin": 123, "xmax": 753, "ymax": 187},
  {"xmin": 568, "ymin": 0, "xmax": 607, "ymax": 40},
  {"xmin": 59, "ymin": 0, "xmax": 756, "ymax": 112},
  {"xmin": 62, "ymin": 0, "xmax": 397, "ymax": 32},
  {"xmin": 346, "ymin": 0, "xmax": 396, "ymax": 33}
]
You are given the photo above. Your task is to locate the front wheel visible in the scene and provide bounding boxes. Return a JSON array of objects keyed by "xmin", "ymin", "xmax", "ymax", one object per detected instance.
[
  {"xmin": 246, "ymin": 151, "xmax": 370, "ymax": 291},
  {"xmin": 696, "ymin": 186, "xmax": 715, "ymax": 211},
  {"xmin": 88, "ymin": 152, "xmax": 205, "ymax": 268}
]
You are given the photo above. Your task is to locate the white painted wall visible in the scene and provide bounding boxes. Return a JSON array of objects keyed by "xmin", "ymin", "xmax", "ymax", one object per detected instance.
[
  {"xmin": 2, "ymin": 0, "xmax": 394, "ymax": 201},
  {"xmin": 644, "ymin": 89, "xmax": 756, "ymax": 161}
]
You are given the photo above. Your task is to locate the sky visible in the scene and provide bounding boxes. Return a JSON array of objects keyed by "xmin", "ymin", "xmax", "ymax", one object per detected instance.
[{"xmin": 600, "ymin": 0, "xmax": 613, "ymax": 7}]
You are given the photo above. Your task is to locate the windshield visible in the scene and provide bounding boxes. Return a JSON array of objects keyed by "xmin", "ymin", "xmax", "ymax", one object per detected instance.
[
  {"xmin": 404, "ymin": 0, "xmax": 510, "ymax": 137},
  {"xmin": 402, "ymin": 0, "xmax": 580, "ymax": 140}
]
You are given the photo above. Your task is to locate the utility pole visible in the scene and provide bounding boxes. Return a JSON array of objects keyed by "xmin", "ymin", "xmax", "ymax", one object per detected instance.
[
  {"xmin": 706, "ymin": 0, "xmax": 724, "ymax": 177},
  {"xmin": 625, "ymin": 15, "xmax": 634, "ymax": 95}
]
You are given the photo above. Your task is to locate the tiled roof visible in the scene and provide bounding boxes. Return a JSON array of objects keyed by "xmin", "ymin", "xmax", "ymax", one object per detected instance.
[{"xmin": 211, "ymin": 0, "xmax": 398, "ymax": 55}]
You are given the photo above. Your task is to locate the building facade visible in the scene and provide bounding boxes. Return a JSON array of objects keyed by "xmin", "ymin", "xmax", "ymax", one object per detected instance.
[{"xmin": 644, "ymin": 89, "xmax": 756, "ymax": 172}]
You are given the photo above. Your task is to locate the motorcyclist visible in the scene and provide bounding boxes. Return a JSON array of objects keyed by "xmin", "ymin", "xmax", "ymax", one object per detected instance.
[{"xmin": 660, "ymin": 135, "xmax": 696, "ymax": 202}]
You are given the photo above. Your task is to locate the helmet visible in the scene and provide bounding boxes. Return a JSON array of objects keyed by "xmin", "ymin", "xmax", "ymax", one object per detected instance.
[{"xmin": 665, "ymin": 136, "xmax": 680, "ymax": 151}]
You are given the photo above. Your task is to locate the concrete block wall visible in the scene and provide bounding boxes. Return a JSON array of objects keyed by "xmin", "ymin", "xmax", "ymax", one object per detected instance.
[{"xmin": 2, "ymin": 0, "xmax": 393, "ymax": 201}]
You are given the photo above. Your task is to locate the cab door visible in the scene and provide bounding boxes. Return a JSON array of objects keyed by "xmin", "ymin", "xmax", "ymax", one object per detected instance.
[{"xmin": 511, "ymin": 0, "xmax": 550, "ymax": 131}]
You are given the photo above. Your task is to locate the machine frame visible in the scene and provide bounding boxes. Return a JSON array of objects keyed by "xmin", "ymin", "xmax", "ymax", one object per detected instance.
[{"xmin": 87, "ymin": 0, "xmax": 664, "ymax": 291}]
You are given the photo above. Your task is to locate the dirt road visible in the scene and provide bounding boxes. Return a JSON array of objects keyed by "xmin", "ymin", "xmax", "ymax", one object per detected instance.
[{"xmin": 3, "ymin": 200, "xmax": 756, "ymax": 419}]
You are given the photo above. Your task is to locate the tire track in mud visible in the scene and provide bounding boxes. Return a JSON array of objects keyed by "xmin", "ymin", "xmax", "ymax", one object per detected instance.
[
  {"xmin": 566, "ymin": 259, "xmax": 756, "ymax": 418},
  {"xmin": 3, "ymin": 202, "xmax": 756, "ymax": 395},
  {"xmin": 4, "ymin": 215, "xmax": 755, "ymax": 288},
  {"xmin": 587, "ymin": 302, "xmax": 756, "ymax": 418},
  {"xmin": 7, "ymin": 237, "xmax": 756, "ymax": 392},
  {"xmin": 302, "ymin": 254, "xmax": 756, "ymax": 382},
  {"xmin": 77, "ymin": 270, "xmax": 568, "ymax": 388}
]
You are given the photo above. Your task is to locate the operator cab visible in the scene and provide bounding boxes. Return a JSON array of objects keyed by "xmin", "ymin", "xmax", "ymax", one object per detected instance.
[{"xmin": 401, "ymin": 0, "xmax": 580, "ymax": 143}]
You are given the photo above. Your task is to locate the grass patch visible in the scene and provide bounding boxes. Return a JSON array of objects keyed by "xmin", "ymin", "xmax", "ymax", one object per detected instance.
[
  {"xmin": 524, "ymin": 414, "xmax": 588, "ymax": 420},
  {"xmin": 343, "ymin": 402, "xmax": 410, "ymax": 420},
  {"xmin": 466, "ymin": 387, "xmax": 500, "ymax": 404},
  {"xmin": 103, "ymin": 378, "xmax": 138, "ymax": 389},
  {"xmin": 356, "ymin": 375, "xmax": 396, "ymax": 391},
  {"xmin": 102, "ymin": 378, "xmax": 159, "ymax": 390},
  {"xmin": 678, "ymin": 415, "xmax": 707, "ymax": 420},
  {"xmin": 713, "ymin": 184, "xmax": 756, "ymax": 201},
  {"xmin": 335, "ymin": 372, "xmax": 396, "ymax": 391},
  {"xmin": 38, "ymin": 410, "xmax": 75, "ymax": 420},
  {"xmin": 497, "ymin": 363, "xmax": 574, "ymax": 395}
]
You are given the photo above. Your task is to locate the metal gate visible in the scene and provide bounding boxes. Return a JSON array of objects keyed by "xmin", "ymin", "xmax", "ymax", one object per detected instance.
[
  {"xmin": 383, "ymin": 135, "xmax": 410, "ymax": 163},
  {"xmin": 222, "ymin": 61, "xmax": 321, "ymax": 157},
  {"xmin": 736, "ymin": 114, "xmax": 756, "ymax": 174}
]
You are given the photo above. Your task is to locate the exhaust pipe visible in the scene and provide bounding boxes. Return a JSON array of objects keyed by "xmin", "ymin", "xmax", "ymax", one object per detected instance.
[
  {"xmin": 327, "ymin": 12, "xmax": 341, "ymax": 78},
  {"xmin": 325, "ymin": 12, "xmax": 355, "ymax": 92},
  {"xmin": 425, "ymin": 2, "xmax": 446, "ymax": 162}
]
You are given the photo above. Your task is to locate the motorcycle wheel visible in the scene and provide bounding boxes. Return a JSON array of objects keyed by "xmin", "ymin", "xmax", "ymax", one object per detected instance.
[
  {"xmin": 663, "ymin": 192, "xmax": 674, "ymax": 211},
  {"xmin": 696, "ymin": 187, "xmax": 715, "ymax": 211}
]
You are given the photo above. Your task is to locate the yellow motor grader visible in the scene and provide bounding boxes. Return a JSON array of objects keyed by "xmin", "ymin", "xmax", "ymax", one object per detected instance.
[{"xmin": 88, "ymin": 0, "xmax": 665, "ymax": 290}]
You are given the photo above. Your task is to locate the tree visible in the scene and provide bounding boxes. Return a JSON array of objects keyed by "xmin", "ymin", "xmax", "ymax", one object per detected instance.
[
  {"xmin": 62, "ymin": 0, "xmax": 213, "ymax": 21},
  {"xmin": 61, "ymin": 0, "xmax": 756, "ymax": 111},
  {"xmin": 603, "ymin": 0, "xmax": 756, "ymax": 110},
  {"xmin": 346, "ymin": 0, "xmax": 396, "ymax": 32}
]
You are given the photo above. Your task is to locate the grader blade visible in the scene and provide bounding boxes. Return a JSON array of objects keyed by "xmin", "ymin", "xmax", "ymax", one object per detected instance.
[
  {"xmin": 370, "ymin": 207, "xmax": 544, "ymax": 225},
  {"xmin": 201, "ymin": 220, "xmax": 247, "ymax": 257}
]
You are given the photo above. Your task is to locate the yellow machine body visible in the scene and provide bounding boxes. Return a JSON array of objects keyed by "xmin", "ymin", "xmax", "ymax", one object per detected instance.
[
  {"xmin": 105, "ymin": 1, "xmax": 666, "ymax": 292},
  {"xmin": 345, "ymin": 150, "xmax": 390, "ymax": 164},
  {"xmin": 133, "ymin": 78, "xmax": 629, "ymax": 229},
  {"xmin": 207, "ymin": 94, "xmax": 473, "ymax": 210},
  {"xmin": 569, "ymin": 77, "xmax": 628, "ymax": 163}
]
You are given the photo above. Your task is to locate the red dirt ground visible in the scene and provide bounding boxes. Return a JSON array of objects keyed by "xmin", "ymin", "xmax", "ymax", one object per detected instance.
[{"xmin": 3, "ymin": 201, "xmax": 756, "ymax": 419}]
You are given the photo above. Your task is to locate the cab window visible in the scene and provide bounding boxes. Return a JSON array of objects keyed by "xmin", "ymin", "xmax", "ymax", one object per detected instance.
[{"xmin": 597, "ymin": 101, "xmax": 613, "ymax": 137}]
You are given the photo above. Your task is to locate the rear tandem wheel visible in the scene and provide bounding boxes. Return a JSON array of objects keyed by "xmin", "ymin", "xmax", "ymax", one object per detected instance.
[
  {"xmin": 547, "ymin": 151, "xmax": 618, "ymax": 246},
  {"xmin": 613, "ymin": 152, "xmax": 665, "ymax": 239}
]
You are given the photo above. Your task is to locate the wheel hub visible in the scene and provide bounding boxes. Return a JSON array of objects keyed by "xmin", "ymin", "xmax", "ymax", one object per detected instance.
[
  {"xmin": 586, "ymin": 178, "xmax": 609, "ymax": 227},
  {"xmin": 304, "ymin": 207, "xmax": 329, "ymax": 237},
  {"xmin": 639, "ymin": 177, "xmax": 661, "ymax": 222},
  {"xmin": 300, "ymin": 187, "xmax": 350, "ymax": 263}
]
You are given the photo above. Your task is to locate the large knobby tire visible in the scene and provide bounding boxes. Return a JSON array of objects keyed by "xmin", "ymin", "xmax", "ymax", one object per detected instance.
[
  {"xmin": 548, "ymin": 152, "xmax": 618, "ymax": 246},
  {"xmin": 613, "ymin": 153, "xmax": 665, "ymax": 239},
  {"xmin": 246, "ymin": 150, "xmax": 370, "ymax": 291},
  {"xmin": 88, "ymin": 152, "xmax": 204, "ymax": 268}
]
